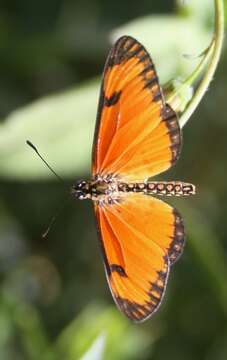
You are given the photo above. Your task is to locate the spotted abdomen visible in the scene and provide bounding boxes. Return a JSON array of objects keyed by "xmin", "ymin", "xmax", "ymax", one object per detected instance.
[{"xmin": 118, "ymin": 181, "xmax": 196, "ymax": 197}]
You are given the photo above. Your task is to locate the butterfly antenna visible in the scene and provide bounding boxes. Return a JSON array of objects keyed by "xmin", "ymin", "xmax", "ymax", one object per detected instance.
[
  {"xmin": 42, "ymin": 197, "xmax": 70, "ymax": 239},
  {"xmin": 42, "ymin": 214, "xmax": 57, "ymax": 239},
  {"xmin": 26, "ymin": 140, "xmax": 64, "ymax": 185},
  {"xmin": 26, "ymin": 140, "xmax": 71, "ymax": 239}
]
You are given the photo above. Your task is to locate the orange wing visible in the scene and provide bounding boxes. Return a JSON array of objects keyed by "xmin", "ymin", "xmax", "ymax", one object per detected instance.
[
  {"xmin": 92, "ymin": 36, "xmax": 182, "ymax": 181},
  {"xmin": 95, "ymin": 194, "xmax": 184, "ymax": 322}
]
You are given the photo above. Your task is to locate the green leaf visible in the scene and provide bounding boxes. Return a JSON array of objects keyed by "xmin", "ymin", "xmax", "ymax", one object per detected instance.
[
  {"xmin": 0, "ymin": 80, "xmax": 99, "ymax": 180},
  {"xmin": 177, "ymin": 0, "xmax": 214, "ymax": 25}
]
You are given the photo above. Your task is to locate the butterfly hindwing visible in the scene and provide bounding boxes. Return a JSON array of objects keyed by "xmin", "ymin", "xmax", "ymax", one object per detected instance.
[
  {"xmin": 92, "ymin": 36, "xmax": 182, "ymax": 181},
  {"xmin": 94, "ymin": 194, "xmax": 184, "ymax": 322}
]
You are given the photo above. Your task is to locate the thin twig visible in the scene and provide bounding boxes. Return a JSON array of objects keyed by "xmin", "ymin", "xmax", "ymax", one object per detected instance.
[{"xmin": 179, "ymin": 0, "xmax": 224, "ymax": 128}]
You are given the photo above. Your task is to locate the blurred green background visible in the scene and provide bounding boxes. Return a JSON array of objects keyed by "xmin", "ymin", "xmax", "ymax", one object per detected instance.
[{"xmin": 0, "ymin": 0, "xmax": 227, "ymax": 359}]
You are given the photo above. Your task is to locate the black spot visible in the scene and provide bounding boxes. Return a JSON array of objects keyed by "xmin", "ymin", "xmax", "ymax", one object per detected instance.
[
  {"xmin": 112, "ymin": 256, "xmax": 169, "ymax": 321},
  {"xmin": 104, "ymin": 91, "xmax": 121, "ymax": 107},
  {"xmin": 110, "ymin": 264, "xmax": 127, "ymax": 277}
]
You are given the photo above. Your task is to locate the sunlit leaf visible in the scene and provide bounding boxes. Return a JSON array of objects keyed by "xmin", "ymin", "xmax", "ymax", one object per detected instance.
[
  {"xmin": 176, "ymin": 0, "xmax": 214, "ymax": 25},
  {"xmin": 0, "ymin": 80, "xmax": 99, "ymax": 180}
]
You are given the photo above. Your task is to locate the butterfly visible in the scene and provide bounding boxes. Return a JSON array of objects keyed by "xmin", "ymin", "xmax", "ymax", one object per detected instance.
[{"xmin": 71, "ymin": 36, "xmax": 196, "ymax": 322}]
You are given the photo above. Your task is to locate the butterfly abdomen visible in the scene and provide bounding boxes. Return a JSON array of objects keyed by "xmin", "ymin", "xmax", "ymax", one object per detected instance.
[{"xmin": 118, "ymin": 181, "xmax": 195, "ymax": 196}]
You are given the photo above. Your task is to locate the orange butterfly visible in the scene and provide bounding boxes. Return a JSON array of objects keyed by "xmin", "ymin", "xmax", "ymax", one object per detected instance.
[{"xmin": 72, "ymin": 36, "xmax": 196, "ymax": 322}]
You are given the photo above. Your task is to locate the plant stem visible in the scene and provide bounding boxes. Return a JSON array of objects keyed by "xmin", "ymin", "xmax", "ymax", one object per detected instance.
[
  {"xmin": 179, "ymin": 0, "xmax": 224, "ymax": 128},
  {"xmin": 166, "ymin": 40, "xmax": 214, "ymax": 108}
]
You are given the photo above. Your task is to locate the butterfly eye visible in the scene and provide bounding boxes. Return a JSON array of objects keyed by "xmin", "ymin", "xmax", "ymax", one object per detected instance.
[{"xmin": 71, "ymin": 180, "xmax": 91, "ymax": 200}]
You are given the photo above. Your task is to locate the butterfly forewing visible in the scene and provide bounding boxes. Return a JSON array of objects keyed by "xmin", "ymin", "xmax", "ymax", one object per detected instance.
[{"xmin": 92, "ymin": 36, "xmax": 182, "ymax": 181}]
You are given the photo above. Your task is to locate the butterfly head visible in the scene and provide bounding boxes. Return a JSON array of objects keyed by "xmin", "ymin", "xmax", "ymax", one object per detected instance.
[{"xmin": 71, "ymin": 180, "xmax": 91, "ymax": 200}]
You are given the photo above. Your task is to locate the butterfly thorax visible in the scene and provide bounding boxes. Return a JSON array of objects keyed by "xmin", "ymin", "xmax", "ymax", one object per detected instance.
[
  {"xmin": 71, "ymin": 176, "xmax": 195, "ymax": 203},
  {"xmin": 71, "ymin": 176, "xmax": 119, "ymax": 202}
]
